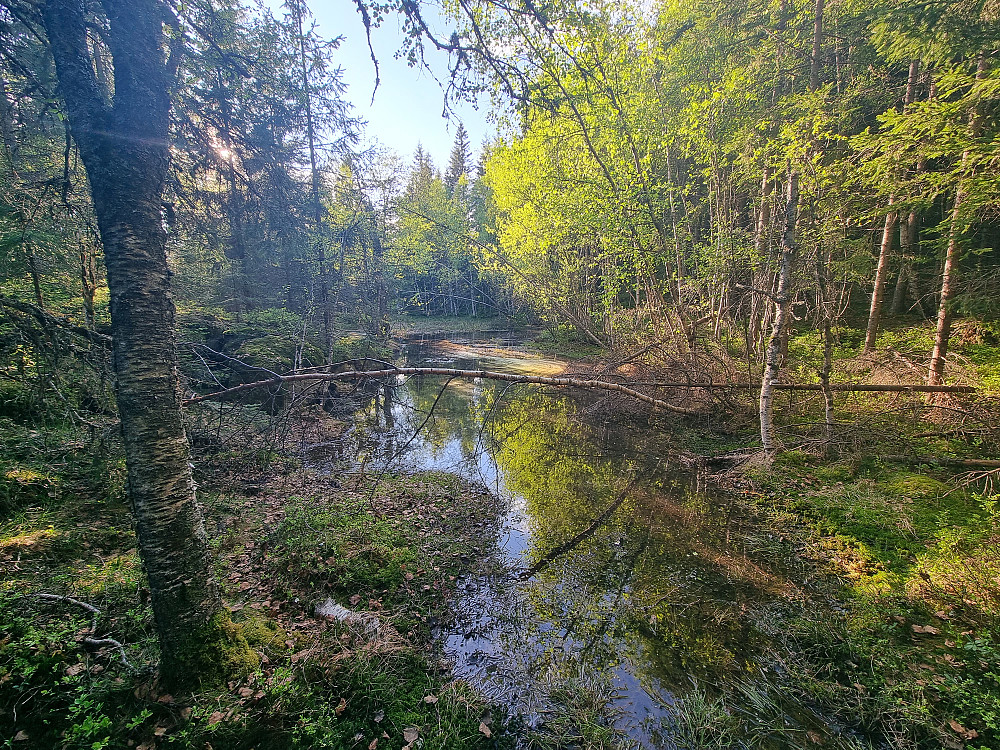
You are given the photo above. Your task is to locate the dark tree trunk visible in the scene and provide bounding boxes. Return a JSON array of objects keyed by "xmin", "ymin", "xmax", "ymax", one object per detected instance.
[
  {"xmin": 864, "ymin": 203, "xmax": 896, "ymax": 353},
  {"xmin": 79, "ymin": 239, "xmax": 97, "ymax": 329},
  {"xmin": 809, "ymin": 0, "xmax": 825, "ymax": 91},
  {"xmin": 927, "ymin": 55, "xmax": 987, "ymax": 387},
  {"xmin": 42, "ymin": 0, "xmax": 224, "ymax": 684}
]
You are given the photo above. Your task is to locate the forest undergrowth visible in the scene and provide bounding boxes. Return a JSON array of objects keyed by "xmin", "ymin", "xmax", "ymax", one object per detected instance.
[
  {"xmin": 0, "ymin": 399, "xmax": 511, "ymax": 749},
  {"xmin": 2, "ymin": 312, "xmax": 1000, "ymax": 749}
]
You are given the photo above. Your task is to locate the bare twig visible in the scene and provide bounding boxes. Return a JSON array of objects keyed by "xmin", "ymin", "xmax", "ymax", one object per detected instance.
[{"xmin": 34, "ymin": 593, "xmax": 133, "ymax": 668}]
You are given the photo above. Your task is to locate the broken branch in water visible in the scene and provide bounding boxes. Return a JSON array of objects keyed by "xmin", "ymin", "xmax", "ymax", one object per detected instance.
[{"xmin": 182, "ymin": 367, "xmax": 702, "ymax": 416}]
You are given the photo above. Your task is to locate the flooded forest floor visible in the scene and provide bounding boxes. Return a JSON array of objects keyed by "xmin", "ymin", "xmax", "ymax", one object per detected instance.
[{"xmin": 1, "ymin": 316, "xmax": 999, "ymax": 750}]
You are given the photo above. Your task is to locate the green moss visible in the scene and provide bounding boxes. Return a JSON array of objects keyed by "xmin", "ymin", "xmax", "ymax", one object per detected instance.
[
  {"xmin": 237, "ymin": 612, "xmax": 288, "ymax": 655},
  {"xmin": 166, "ymin": 610, "xmax": 260, "ymax": 688},
  {"xmin": 882, "ymin": 472, "xmax": 949, "ymax": 499}
]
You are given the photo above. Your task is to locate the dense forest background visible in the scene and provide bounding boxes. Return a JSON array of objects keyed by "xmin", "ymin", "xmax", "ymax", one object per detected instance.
[
  {"xmin": 3, "ymin": 0, "xmax": 998, "ymax": 403},
  {"xmin": 2, "ymin": 0, "xmax": 1000, "ymax": 748}
]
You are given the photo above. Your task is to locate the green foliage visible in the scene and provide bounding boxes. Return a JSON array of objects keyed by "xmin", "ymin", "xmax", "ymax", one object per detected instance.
[
  {"xmin": 270, "ymin": 496, "xmax": 416, "ymax": 593},
  {"xmin": 744, "ymin": 449, "xmax": 1000, "ymax": 747},
  {"xmin": 0, "ymin": 590, "xmax": 139, "ymax": 749}
]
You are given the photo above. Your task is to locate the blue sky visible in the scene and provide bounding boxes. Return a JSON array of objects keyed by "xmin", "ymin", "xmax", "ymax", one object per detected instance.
[{"xmin": 301, "ymin": 1, "xmax": 495, "ymax": 170}]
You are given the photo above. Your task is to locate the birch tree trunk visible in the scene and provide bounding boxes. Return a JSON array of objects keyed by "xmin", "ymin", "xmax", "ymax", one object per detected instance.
[
  {"xmin": 760, "ymin": 172, "xmax": 799, "ymax": 455},
  {"xmin": 42, "ymin": 0, "xmax": 225, "ymax": 684},
  {"xmin": 748, "ymin": 168, "xmax": 772, "ymax": 355}
]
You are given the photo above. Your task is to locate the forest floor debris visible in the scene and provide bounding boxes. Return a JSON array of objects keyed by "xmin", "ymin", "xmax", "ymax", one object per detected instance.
[{"xmin": 0, "ymin": 432, "xmax": 511, "ymax": 749}]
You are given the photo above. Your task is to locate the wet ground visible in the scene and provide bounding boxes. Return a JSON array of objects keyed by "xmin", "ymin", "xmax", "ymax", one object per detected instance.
[{"xmin": 309, "ymin": 332, "xmax": 846, "ymax": 748}]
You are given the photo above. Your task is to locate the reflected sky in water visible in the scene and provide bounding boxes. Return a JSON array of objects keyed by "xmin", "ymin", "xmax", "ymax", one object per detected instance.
[{"xmin": 309, "ymin": 332, "xmax": 841, "ymax": 748}]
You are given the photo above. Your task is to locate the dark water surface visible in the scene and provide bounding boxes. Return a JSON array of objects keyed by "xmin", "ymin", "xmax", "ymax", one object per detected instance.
[{"xmin": 317, "ymin": 332, "xmax": 847, "ymax": 748}]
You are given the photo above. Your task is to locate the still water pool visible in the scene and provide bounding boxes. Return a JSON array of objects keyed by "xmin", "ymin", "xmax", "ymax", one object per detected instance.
[{"xmin": 319, "ymin": 332, "xmax": 852, "ymax": 748}]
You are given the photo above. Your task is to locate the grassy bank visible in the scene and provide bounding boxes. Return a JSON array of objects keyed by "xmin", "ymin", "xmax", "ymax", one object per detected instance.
[
  {"xmin": 732, "ymin": 450, "xmax": 1000, "ymax": 750},
  {"xmin": 0, "ymin": 414, "xmax": 509, "ymax": 750}
]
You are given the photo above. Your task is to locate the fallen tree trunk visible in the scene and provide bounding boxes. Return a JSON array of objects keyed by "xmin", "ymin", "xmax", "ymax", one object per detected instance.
[
  {"xmin": 767, "ymin": 383, "xmax": 975, "ymax": 393},
  {"xmin": 182, "ymin": 367, "xmax": 702, "ymax": 415},
  {"xmin": 881, "ymin": 456, "xmax": 1000, "ymax": 470},
  {"xmin": 182, "ymin": 369, "xmax": 979, "ymax": 412},
  {"xmin": 625, "ymin": 382, "xmax": 975, "ymax": 393}
]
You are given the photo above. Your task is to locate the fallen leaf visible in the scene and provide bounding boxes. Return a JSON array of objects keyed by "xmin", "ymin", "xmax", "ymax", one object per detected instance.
[
  {"xmin": 238, "ymin": 687, "xmax": 253, "ymax": 698},
  {"xmin": 948, "ymin": 719, "xmax": 979, "ymax": 739},
  {"xmin": 373, "ymin": 710, "xmax": 385, "ymax": 723},
  {"xmin": 13, "ymin": 731, "xmax": 28, "ymax": 741},
  {"xmin": 368, "ymin": 740, "xmax": 378, "ymax": 750},
  {"xmin": 179, "ymin": 707, "xmax": 192, "ymax": 720},
  {"xmin": 66, "ymin": 663, "xmax": 86, "ymax": 676},
  {"xmin": 423, "ymin": 694, "xmax": 438, "ymax": 704},
  {"xmin": 153, "ymin": 726, "xmax": 167, "ymax": 736},
  {"xmin": 911, "ymin": 624, "xmax": 940, "ymax": 635},
  {"xmin": 207, "ymin": 711, "xmax": 226, "ymax": 725},
  {"xmin": 403, "ymin": 727, "xmax": 419, "ymax": 743},
  {"xmin": 350, "ymin": 594, "xmax": 362, "ymax": 606},
  {"xmin": 479, "ymin": 722, "xmax": 492, "ymax": 738},
  {"xmin": 335, "ymin": 697, "xmax": 347, "ymax": 716}
]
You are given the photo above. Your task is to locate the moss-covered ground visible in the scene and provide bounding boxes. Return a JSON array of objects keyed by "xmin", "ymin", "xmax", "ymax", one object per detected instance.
[
  {"xmin": 702, "ymin": 319, "xmax": 1000, "ymax": 750},
  {"xmin": 727, "ymin": 450, "xmax": 1000, "ymax": 750},
  {"xmin": 0, "ymin": 411, "xmax": 509, "ymax": 749}
]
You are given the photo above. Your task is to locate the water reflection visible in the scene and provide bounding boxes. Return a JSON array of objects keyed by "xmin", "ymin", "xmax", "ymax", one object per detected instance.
[{"xmin": 321, "ymin": 333, "xmax": 833, "ymax": 748}]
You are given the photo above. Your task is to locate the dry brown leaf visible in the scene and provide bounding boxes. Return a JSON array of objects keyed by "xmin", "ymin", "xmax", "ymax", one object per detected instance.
[
  {"xmin": 423, "ymin": 695, "xmax": 438, "ymax": 704},
  {"xmin": 479, "ymin": 722, "xmax": 492, "ymax": 738},
  {"xmin": 948, "ymin": 719, "xmax": 979, "ymax": 739},
  {"xmin": 207, "ymin": 711, "xmax": 226, "ymax": 725},
  {"xmin": 403, "ymin": 727, "xmax": 419, "ymax": 743},
  {"xmin": 911, "ymin": 624, "xmax": 940, "ymax": 635},
  {"xmin": 335, "ymin": 697, "xmax": 347, "ymax": 716},
  {"xmin": 13, "ymin": 731, "xmax": 28, "ymax": 742},
  {"xmin": 66, "ymin": 663, "xmax": 86, "ymax": 676},
  {"xmin": 153, "ymin": 726, "xmax": 167, "ymax": 736}
]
